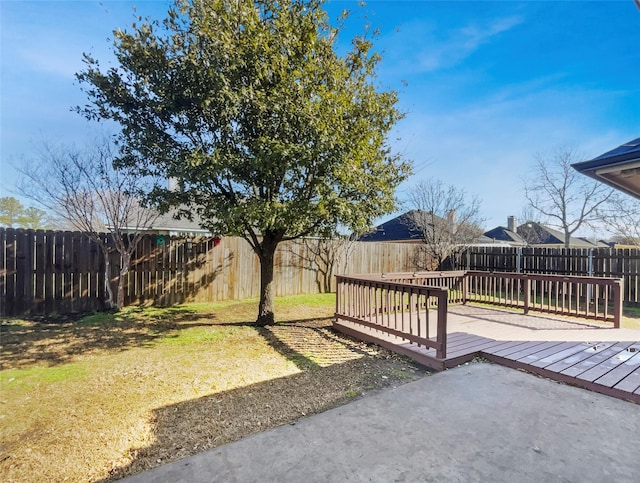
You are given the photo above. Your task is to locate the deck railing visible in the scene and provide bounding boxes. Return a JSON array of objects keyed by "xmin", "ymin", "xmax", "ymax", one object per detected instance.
[
  {"xmin": 465, "ymin": 271, "xmax": 623, "ymax": 328},
  {"xmin": 335, "ymin": 274, "xmax": 448, "ymax": 358},
  {"xmin": 354, "ymin": 271, "xmax": 466, "ymax": 304},
  {"xmin": 334, "ymin": 271, "xmax": 624, "ymax": 348}
]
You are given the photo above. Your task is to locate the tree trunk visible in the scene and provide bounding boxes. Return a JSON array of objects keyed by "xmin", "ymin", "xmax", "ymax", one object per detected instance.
[
  {"xmin": 101, "ymin": 246, "xmax": 116, "ymax": 310},
  {"xmin": 116, "ymin": 251, "xmax": 131, "ymax": 310},
  {"xmin": 256, "ymin": 233, "xmax": 280, "ymax": 326}
]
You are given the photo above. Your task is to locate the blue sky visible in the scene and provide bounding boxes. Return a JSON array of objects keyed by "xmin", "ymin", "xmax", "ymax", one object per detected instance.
[{"xmin": 1, "ymin": 0, "xmax": 639, "ymax": 232}]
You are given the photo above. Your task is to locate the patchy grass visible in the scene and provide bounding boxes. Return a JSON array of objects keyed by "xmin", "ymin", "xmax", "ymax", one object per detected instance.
[
  {"xmin": 623, "ymin": 305, "xmax": 640, "ymax": 330},
  {"xmin": 0, "ymin": 294, "xmax": 429, "ymax": 482}
]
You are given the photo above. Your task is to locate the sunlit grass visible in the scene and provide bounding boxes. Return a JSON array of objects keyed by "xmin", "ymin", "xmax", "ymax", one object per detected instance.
[{"xmin": 1, "ymin": 293, "xmax": 424, "ymax": 482}]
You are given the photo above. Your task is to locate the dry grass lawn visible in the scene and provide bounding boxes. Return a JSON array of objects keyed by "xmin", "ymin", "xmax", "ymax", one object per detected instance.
[
  {"xmin": 0, "ymin": 294, "xmax": 430, "ymax": 482},
  {"xmin": 622, "ymin": 306, "xmax": 640, "ymax": 330}
]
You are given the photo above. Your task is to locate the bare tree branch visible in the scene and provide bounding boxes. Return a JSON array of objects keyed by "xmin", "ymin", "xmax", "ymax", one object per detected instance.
[
  {"xmin": 17, "ymin": 138, "xmax": 161, "ymax": 310},
  {"xmin": 600, "ymin": 194, "xmax": 640, "ymax": 247},
  {"xmin": 523, "ymin": 146, "xmax": 614, "ymax": 248},
  {"xmin": 408, "ymin": 180, "xmax": 485, "ymax": 270}
]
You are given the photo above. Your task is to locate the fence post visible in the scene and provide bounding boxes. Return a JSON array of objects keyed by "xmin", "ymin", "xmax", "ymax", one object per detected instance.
[
  {"xmin": 613, "ymin": 279, "xmax": 623, "ymax": 329},
  {"xmin": 523, "ymin": 275, "xmax": 530, "ymax": 315},
  {"xmin": 516, "ymin": 247, "xmax": 522, "ymax": 273}
]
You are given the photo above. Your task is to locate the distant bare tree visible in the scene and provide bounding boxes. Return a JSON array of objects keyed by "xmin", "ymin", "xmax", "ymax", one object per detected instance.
[
  {"xmin": 293, "ymin": 236, "xmax": 357, "ymax": 293},
  {"xmin": 601, "ymin": 194, "xmax": 640, "ymax": 247},
  {"xmin": 18, "ymin": 139, "xmax": 160, "ymax": 310},
  {"xmin": 523, "ymin": 147, "xmax": 614, "ymax": 248},
  {"xmin": 519, "ymin": 205, "xmax": 542, "ymax": 225},
  {"xmin": 409, "ymin": 180, "xmax": 485, "ymax": 270}
]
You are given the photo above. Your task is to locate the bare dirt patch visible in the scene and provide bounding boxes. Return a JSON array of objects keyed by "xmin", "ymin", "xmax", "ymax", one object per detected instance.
[{"xmin": 0, "ymin": 295, "xmax": 430, "ymax": 482}]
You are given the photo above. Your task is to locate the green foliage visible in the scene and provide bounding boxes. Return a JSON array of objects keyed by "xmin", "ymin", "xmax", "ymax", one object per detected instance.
[
  {"xmin": 0, "ymin": 196, "xmax": 52, "ymax": 229},
  {"xmin": 76, "ymin": 0, "xmax": 411, "ymax": 323},
  {"xmin": 77, "ymin": 0, "xmax": 409, "ymax": 240},
  {"xmin": 0, "ymin": 197, "xmax": 23, "ymax": 227}
]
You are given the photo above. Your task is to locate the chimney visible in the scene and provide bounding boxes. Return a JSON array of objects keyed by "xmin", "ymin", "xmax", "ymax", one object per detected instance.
[
  {"xmin": 446, "ymin": 209, "xmax": 457, "ymax": 226},
  {"xmin": 507, "ymin": 216, "xmax": 517, "ymax": 233}
]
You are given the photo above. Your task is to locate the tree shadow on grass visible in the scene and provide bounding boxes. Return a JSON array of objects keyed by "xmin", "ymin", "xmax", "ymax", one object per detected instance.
[
  {"xmin": 102, "ymin": 321, "xmax": 428, "ymax": 482},
  {"xmin": 0, "ymin": 307, "xmax": 222, "ymax": 369}
]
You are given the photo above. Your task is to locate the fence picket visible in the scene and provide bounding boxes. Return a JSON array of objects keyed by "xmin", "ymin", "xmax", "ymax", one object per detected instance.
[
  {"xmin": 461, "ymin": 246, "xmax": 639, "ymax": 305},
  {"xmin": 0, "ymin": 228, "xmax": 423, "ymax": 316}
]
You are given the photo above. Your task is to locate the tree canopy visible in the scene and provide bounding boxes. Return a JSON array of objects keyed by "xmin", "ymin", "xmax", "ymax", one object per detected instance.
[{"xmin": 76, "ymin": 0, "xmax": 411, "ymax": 324}]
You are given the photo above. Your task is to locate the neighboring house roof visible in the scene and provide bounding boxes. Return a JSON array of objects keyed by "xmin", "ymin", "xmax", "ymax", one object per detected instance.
[
  {"xmin": 119, "ymin": 209, "xmax": 212, "ymax": 236},
  {"xmin": 483, "ymin": 226, "xmax": 528, "ymax": 246},
  {"xmin": 572, "ymin": 137, "xmax": 640, "ymax": 199},
  {"xmin": 516, "ymin": 222, "xmax": 605, "ymax": 248},
  {"xmin": 149, "ymin": 210, "xmax": 212, "ymax": 235},
  {"xmin": 358, "ymin": 210, "xmax": 425, "ymax": 242}
]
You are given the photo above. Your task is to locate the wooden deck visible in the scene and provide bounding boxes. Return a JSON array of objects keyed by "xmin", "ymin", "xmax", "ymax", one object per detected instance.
[{"xmin": 334, "ymin": 305, "xmax": 640, "ymax": 404}]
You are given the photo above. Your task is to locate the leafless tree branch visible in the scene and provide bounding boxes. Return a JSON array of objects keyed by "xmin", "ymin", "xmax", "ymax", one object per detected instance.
[
  {"xmin": 600, "ymin": 194, "xmax": 640, "ymax": 247},
  {"xmin": 17, "ymin": 138, "xmax": 161, "ymax": 309},
  {"xmin": 523, "ymin": 146, "xmax": 614, "ymax": 248},
  {"xmin": 408, "ymin": 180, "xmax": 485, "ymax": 270}
]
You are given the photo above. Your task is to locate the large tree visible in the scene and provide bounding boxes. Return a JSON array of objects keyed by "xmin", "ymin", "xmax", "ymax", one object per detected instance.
[
  {"xmin": 19, "ymin": 140, "xmax": 160, "ymax": 310},
  {"xmin": 408, "ymin": 180, "xmax": 485, "ymax": 270},
  {"xmin": 523, "ymin": 147, "xmax": 614, "ymax": 248},
  {"xmin": 76, "ymin": 0, "xmax": 410, "ymax": 325}
]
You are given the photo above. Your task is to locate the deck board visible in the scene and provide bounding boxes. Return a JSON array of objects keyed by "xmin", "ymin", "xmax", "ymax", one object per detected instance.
[
  {"xmin": 511, "ymin": 342, "xmax": 582, "ymax": 365},
  {"xmin": 529, "ymin": 343, "xmax": 598, "ymax": 368},
  {"xmin": 334, "ymin": 305, "xmax": 640, "ymax": 404},
  {"xmin": 445, "ymin": 339, "xmax": 514, "ymax": 359},
  {"xmin": 575, "ymin": 344, "xmax": 638, "ymax": 383},
  {"xmin": 489, "ymin": 341, "xmax": 551, "ymax": 358},
  {"xmin": 594, "ymin": 352, "xmax": 640, "ymax": 388},
  {"xmin": 559, "ymin": 342, "xmax": 633, "ymax": 377},
  {"xmin": 613, "ymin": 369, "xmax": 640, "ymax": 393},
  {"xmin": 544, "ymin": 343, "xmax": 616, "ymax": 373}
]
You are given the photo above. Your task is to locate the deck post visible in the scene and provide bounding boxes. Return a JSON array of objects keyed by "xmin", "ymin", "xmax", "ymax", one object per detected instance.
[
  {"xmin": 613, "ymin": 278, "xmax": 623, "ymax": 329},
  {"xmin": 335, "ymin": 276, "xmax": 341, "ymax": 322},
  {"xmin": 523, "ymin": 275, "xmax": 530, "ymax": 315},
  {"xmin": 436, "ymin": 291, "xmax": 447, "ymax": 359},
  {"xmin": 462, "ymin": 272, "xmax": 468, "ymax": 304}
]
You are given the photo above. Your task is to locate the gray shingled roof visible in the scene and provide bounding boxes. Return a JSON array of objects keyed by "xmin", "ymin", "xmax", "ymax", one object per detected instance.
[
  {"xmin": 516, "ymin": 222, "xmax": 605, "ymax": 248},
  {"xmin": 358, "ymin": 211, "xmax": 425, "ymax": 242},
  {"xmin": 483, "ymin": 226, "xmax": 527, "ymax": 246},
  {"xmin": 150, "ymin": 210, "xmax": 210, "ymax": 233}
]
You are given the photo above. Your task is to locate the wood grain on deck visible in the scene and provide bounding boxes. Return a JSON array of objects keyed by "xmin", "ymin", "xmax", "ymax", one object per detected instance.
[{"xmin": 334, "ymin": 304, "xmax": 640, "ymax": 404}]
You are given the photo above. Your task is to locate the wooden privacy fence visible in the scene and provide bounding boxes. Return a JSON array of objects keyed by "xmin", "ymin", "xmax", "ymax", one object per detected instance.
[
  {"xmin": 460, "ymin": 246, "xmax": 640, "ymax": 305},
  {"xmin": 0, "ymin": 228, "xmax": 423, "ymax": 316}
]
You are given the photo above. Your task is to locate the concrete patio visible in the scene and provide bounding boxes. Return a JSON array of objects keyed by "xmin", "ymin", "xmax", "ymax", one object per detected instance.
[{"xmin": 122, "ymin": 363, "xmax": 640, "ymax": 483}]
